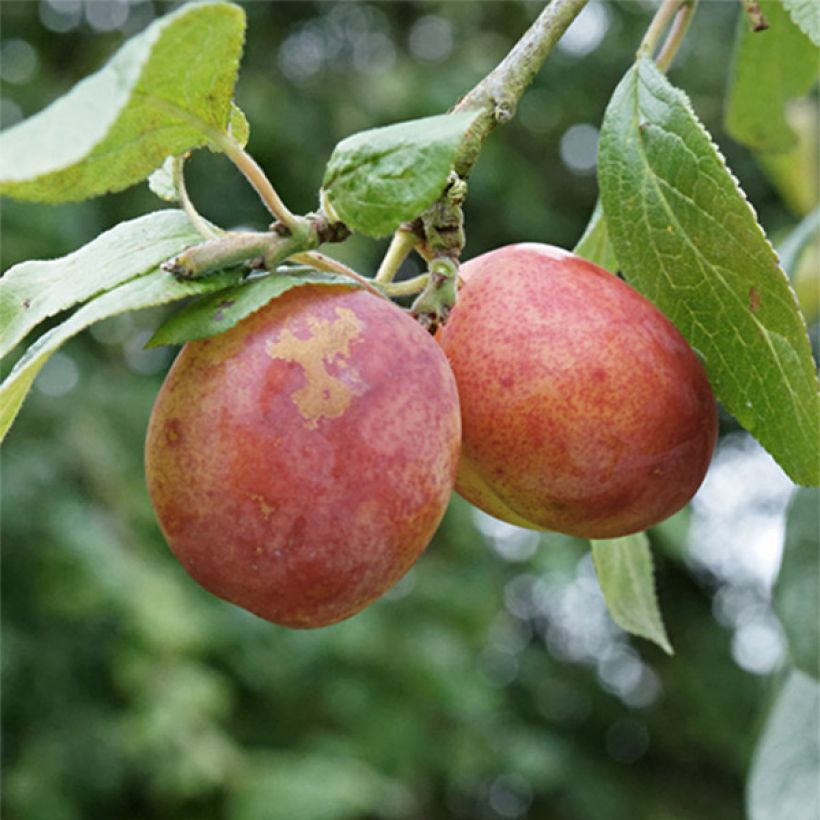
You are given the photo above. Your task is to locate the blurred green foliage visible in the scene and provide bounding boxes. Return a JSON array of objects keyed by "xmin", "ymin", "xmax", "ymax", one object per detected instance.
[{"xmin": 1, "ymin": 2, "xmax": 813, "ymax": 819}]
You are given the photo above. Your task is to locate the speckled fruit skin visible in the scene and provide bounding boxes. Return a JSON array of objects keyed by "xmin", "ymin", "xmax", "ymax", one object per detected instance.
[
  {"xmin": 145, "ymin": 285, "xmax": 461, "ymax": 628},
  {"xmin": 438, "ymin": 243, "xmax": 717, "ymax": 539}
]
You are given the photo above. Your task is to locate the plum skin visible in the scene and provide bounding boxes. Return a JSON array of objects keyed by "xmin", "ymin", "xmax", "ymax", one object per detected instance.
[
  {"xmin": 438, "ymin": 243, "xmax": 717, "ymax": 539},
  {"xmin": 145, "ymin": 285, "xmax": 461, "ymax": 628}
]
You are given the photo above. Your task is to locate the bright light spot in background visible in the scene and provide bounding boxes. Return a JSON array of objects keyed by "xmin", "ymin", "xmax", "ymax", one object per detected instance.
[
  {"xmin": 558, "ymin": 0, "xmax": 610, "ymax": 58},
  {"xmin": 488, "ymin": 773, "xmax": 533, "ymax": 819},
  {"xmin": 278, "ymin": 5, "xmax": 395, "ymax": 83},
  {"xmin": 40, "ymin": 0, "xmax": 83, "ymax": 33},
  {"xmin": 688, "ymin": 433, "xmax": 794, "ymax": 589},
  {"xmin": 0, "ymin": 39, "xmax": 40, "ymax": 85},
  {"xmin": 408, "ymin": 15, "xmax": 454, "ymax": 63},
  {"xmin": 494, "ymin": 555, "xmax": 663, "ymax": 707},
  {"xmin": 731, "ymin": 618, "xmax": 785, "ymax": 675},
  {"xmin": 85, "ymin": 0, "xmax": 130, "ymax": 33},
  {"xmin": 687, "ymin": 432, "xmax": 794, "ymax": 676},
  {"xmin": 124, "ymin": 330, "xmax": 171, "ymax": 375},
  {"xmin": 560, "ymin": 123, "xmax": 599, "ymax": 174},
  {"xmin": 473, "ymin": 509, "xmax": 539, "ymax": 562},
  {"xmin": 35, "ymin": 351, "xmax": 79, "ymax": 397}
]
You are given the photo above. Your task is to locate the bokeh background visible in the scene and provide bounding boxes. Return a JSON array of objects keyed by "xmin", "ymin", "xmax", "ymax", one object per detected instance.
[{"xmin": 1, "ymin": 1, "xmax": 817, "ymax": 819}]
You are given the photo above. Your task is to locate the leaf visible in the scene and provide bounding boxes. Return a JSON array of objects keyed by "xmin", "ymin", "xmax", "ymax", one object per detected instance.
[
  {"xmin": 148, "ymin": 268, "xmax": 360, "ymax": 347},
  {"xmin": 747, "ymin": 670, "xmax": 820, "ymax": 820},
  {"xmin": 228, "ymin": 102, "xmax": 250, "ymax": 148},
  {"xmin": 778, "ymin": 207, "xmax": 820, "ymax": 280},
  {"xmin": 0, "ymin": 268, "xmax": 241, "ymax": 444},
  {"xmin": 590, "ymin": 533, "xmax": 673, "ymax": 654},
  {"xmin": 148, "ymin": 157, "xmax": 179, "ymax": 203},
  {"xmin": 725, "ymin": 0, "xmax": 818, "ymax": 154},
  {"xmin": 598, "ymin": 58, "xmax": 820, "ymax": 486},
  {"xmin": 574, "ymin": 199, "xmax": 619, "ymax": 273},
  {"xmin": 774, "ymin": 488, "xmax": 820, "ymax": 678},
  {"xmin": 322, "ymin": 111, "xmax": 480, "ymax": 238},
  {"xmin": 0, "ymin": 1, "xmax": 245, "ymax": 203},
  {"xmin": 782, "ymin": 0, "xmax": 820, "ymax": 46},
  {"xmin": 0, "ymin": 210, "xmax": 201, "ymax": 362}
]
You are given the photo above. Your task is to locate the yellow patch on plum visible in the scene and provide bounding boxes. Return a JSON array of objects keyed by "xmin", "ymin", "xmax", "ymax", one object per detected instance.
[{"xmin": 265, "ymin": 307, "xmax": 366, "ymax": 427}]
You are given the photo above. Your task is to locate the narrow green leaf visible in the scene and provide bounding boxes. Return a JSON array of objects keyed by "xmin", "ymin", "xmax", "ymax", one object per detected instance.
[
  {"xmin": 725, "ymin": 0, "xmax": 818, "ymax": 154},
  {"xmin": 0, "ymin": 268, "xmax": 241, "ymax": 444},
  {"xmin": 148, "ymin": 269, "xmax": 359, "ymax": 347},
  {"xmin": 573, "ymin": 199, "xmax": 619, "ymax": 273},
  {"xmin": 322, "ymin": 111, "xmax": 480, "ymax": 238},
  {"xmin": 775, "ymin": 488, "xmax": 820, "ymax": 678},
  {"xmin": 0, "ymin": 210, "xmax": 201, "ymax": 361},
  {"xmin": 747, "ymin": 670, "xmax": 820, "ymax": 820},
  {"xmin": 598, "ymin": 58, "xmax": 820, "ymax": 486},
  {"xmin": 782, "ymin": 0, "xmax": 820, "ymax": 46},
  {"xmin": 0, "ymin": 1, "xmax": 245, "ymax": 203},
  {"xmin": 590, "ymin": 533, "xmax": 673, "ymax": 655}
]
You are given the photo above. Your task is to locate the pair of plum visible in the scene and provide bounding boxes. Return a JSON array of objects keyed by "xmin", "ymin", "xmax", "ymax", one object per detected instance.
[{"xmin": 145, "ymin": 244, "xmax": 717, "ymax": 628}]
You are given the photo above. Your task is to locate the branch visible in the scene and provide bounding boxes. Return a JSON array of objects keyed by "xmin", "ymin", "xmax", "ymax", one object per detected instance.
[{"xmin": 453, "ymin": 0, "xmax": 589, "ymax": 177}]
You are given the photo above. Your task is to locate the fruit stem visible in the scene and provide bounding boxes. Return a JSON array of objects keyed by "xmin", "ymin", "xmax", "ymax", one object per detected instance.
[
  {"xmin": 410, "ymin": 257, "xmax": 460, "ymax": 332},
  {"xmin": 655, "ymin": 0, "xmax": 698, "ymax": 71},
  {"xmin": 375, "ymin": 229, "xmax": 418, "ymax": 285},
  {"xmin": 162, "ymin": 231, "xmax": 304, "ymax": 279},
  {"xmin": 215, "ymin": 133, "xmax": 300, "ymax": 232},
  {"xmin": 380, "ymin": 273, "xmax": 431, "ymax": 298},
  {"xmin": 637, "ymin": 0, "xmax": 682, "ymax": 59},
  {"xmin": 290, "ymin": 251, "xmax": 389, "ymax": 299},
  {"xmin": 452, "ymin": 0, "xmax": 589, "ymax": 177},
  {"xmin": 173, "ymin": 155, "xmax": 223, "ymax": 241}
]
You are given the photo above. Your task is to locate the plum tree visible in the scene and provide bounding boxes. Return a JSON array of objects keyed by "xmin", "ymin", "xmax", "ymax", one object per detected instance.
[
  {"xmin": 438, "ymin": 244, "xmax": 718, "ymax": 539},
  {"xmin": 145, "ymin": 285, "xmax": 461, "ymax": 627}
]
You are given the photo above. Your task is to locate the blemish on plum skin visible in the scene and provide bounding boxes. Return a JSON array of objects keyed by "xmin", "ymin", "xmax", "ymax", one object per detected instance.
[
  {"xmin": 749, "ymin": 287, "xmax": 761, "ymax": 313},
  {"xmin": 22, "ymin": 298, "xmax": 31, "ymax": 309},
  {"xmin": 165, "ymin": 418, "xmax": 183, "ymax": 446}
]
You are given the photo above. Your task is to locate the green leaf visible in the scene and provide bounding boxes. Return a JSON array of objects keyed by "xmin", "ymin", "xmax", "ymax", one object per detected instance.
[
  {"xmin": 574, "ymin": 199, "xmax": 619, "ymax": 273},
  {"xmin": 598, "ymin": 57, "xmax": 820, "ymax": 486},
  {"xmin": 782, "ymin": 0, "xmax": 820, "ymax": 46},
  {"xmin": 228, "ymin": 102, "xmax": 250, "ymax": 148},
  {"xmin": 590, "ymin": 533, "xmax": 673, "ymax": 655},
  {"xmin": 0, "ymin": 268, "xmax": 241, "ymax": 444},
  {"xmin": 148, "ymin": 157, "xmax": 179, "ymax": 203},
  {"xmin": 747, "ymin": 670, "xmax": 820, "ymax": 820},
  {"xmin": 0, "ymin": 210, "xmax": 201, "ymax": 362},
  {"xmin": 322, "ymin": 111, "xmax": 480, "ymax": 238},
  {"xmin": 0, "ymin": 1, "xmax": 245, "ymax": 203},
  {"xmin": 725, "ymin": 0, "xmax": 818, "ymax": 154},
  {"xmin": 774, "ymin": 488, "xmax": 820, "ymax": 678},
  {"xmin": 148, "ymin": 268, "xmax": 360, "ymax": 347},
  {"xmin": 778, "ymin": 207, "xmax": 820, "ymax": 280}
]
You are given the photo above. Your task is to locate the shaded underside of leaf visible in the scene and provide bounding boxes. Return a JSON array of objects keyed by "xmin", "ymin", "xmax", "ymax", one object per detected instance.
[
  {"xmin": 0, "ymin": 267, "xmax": 242, "ymax": 444},
  {"xmin": 598, "ymin": 57, "xmax": 820, "ymax": 486},
  {"xmin": 747, "ymin": 670, "xmax": 820, "ymax": 820},
  {"xmin": 774, "ymin": 487, "xmax": 820, "ymax": 678},
  {"xmin": 322, "ymin": 111, "xmax": 480, "ymax": 238},
  {"xmin": 590, "ymin": 533, "xmax": 673, "ymax": 655},
  {"xmin": 0, "ymin": 1, "xmax": 245, "ymax": 203},
  {"xmin": 0, "ymin": 209, "xmax": 201, "ymax": 360},
  {"xmin": 725, "ymin": 0, "xmax": 818, "ymax": 154},
  {"xmin": 148, "ymin": 269, "xmax": 360, "ymax": 347}
]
